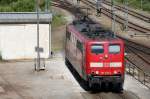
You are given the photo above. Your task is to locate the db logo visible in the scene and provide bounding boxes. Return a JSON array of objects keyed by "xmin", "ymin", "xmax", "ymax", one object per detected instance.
[{"xmin": 104, "ymin": 62, "xmax": 109, "ymax": 67}]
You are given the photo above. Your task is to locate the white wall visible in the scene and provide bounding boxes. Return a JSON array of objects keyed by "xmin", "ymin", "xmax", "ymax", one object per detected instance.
[{"xmin": 0, "ymin": 24, "xmax": 50, "ymax": 60}]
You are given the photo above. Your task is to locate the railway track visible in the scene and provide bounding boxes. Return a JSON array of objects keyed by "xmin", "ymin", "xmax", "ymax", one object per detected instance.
[
  {"xmin": 124, "ymin": 40, "xmax": 150, "ymax": 89},
  {"xmin": 125, "ymin": 56, "xmax": 150, "ymax": 89},
  {"xmin": 52, "ymin": 0, "xmax": 90, "ymax": 18},
  {"xmin": 125, "ymin": 46, "xmax": 150, "ymax": 72},
  {"xmin": 52, "ymin": 0, "xmax": 150, "ymax": 89},
  {"xmin": 80, "ymin": 0, "xmax": 150, "ymax": 34},
  {"xmin": 53, "ymin": 0, "xmax": 150, "ymax": 70},
  {"xmin": 103, "ymin": 0, "xmax": 150, "ymax": 23},
  {"xmin": 80, "ymin": 91, "xmax": 139, "ymax": 99},
  {"xmin": 124, "ymin": 39, "xmax": 150, "ymax": 66},
  {"xmin": 51, "ymin": 0, "xmax": 75, "ymax": 13}
]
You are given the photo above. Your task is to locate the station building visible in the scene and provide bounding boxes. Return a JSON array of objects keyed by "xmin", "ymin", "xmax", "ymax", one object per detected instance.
[{"xmin": 0, "ymin": 12, "xmax": 52, "ymax": 60}]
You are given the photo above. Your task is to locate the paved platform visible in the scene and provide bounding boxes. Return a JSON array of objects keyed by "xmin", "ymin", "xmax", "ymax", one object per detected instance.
[
  {"xmin": 0, "ymin": 57, "xmax": 150, "ymax": 99},
  {"xmin": 0, "ymin": 58, "xmax": 84, "ymax": 99}
]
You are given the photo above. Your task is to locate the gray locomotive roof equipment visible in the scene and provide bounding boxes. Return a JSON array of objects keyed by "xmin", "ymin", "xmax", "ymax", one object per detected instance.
[{"xmin": 73, "ymin": 19, "xmax": 115, "ymax": 39}]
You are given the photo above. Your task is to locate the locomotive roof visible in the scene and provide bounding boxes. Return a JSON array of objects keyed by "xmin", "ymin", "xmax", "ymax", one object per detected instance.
[{"xmin": 71, "ymin": 19, "xmax": 116, "ymax": 40}]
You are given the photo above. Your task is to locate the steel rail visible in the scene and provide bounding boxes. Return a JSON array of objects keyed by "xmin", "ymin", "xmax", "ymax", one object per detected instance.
[
  {"xmin": 80, "ymin": 0, "xmax": 150, "ymax": 33},
  {"xmin": 103, "ymin": 0, "xmax": 150, "ymax": 23},
  {"xmin": 125, "ymin": 57, "xmax": 150, "ymax": 89},
  {"xmin": 126, "ymin": 46, "xmax": 150, "ymax": 65},
  {"xmin": 52, "ymin": 0, "xmax": 150, "ymax": 89}
]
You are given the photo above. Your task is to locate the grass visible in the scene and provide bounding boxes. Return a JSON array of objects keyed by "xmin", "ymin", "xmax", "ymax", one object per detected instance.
[
  {"xmin": 52, "ymin": 14, "xmax": 66, "ymax": 29},
  {"xmin": 51, "ymin": 13, "xmax": 67, "ymax": 51},
  {"xmin": 0, "ymin": 0, "xmax": 35, "ymax": 12},
  {"xmin": 114, "ymin": 0, "xmax": 150, "ymax": 13}
]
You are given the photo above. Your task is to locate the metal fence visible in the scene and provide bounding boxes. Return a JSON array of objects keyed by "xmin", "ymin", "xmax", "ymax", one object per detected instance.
[{"xmin": 125, "ymin": 57, "xmax": 150, "ymax": 89}]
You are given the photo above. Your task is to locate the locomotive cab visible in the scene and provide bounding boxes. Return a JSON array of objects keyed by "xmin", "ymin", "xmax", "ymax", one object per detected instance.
[{"xmin": 86, "ymin": 40, "xmax": 125, "ymax": 91}]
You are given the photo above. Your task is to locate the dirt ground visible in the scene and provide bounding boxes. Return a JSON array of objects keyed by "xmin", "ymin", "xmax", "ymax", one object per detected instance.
[
  {"xmin": 52, "ymin": 25, "xmax": 66, "ymax": 51},
  {"xmin": 51, "ymin": 7, "xmax": 74, "ymax": 52}
]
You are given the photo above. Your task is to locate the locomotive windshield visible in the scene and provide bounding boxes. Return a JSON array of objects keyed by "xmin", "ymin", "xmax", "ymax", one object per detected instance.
[
  {"xmin": 109, "ymin": 44, "xmax": 120, "ymax": 54},
  {"xmin": 91, "ymin": 44, "xmax": 104, "ymax": 54}
]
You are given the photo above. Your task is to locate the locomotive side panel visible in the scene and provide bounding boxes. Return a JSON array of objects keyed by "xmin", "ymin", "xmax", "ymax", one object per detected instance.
[{"xmin": 65, "ymin": 27, "xmax": 85, "ymax": 78}]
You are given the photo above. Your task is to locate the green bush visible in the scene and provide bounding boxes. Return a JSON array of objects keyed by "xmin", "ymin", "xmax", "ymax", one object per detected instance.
[
  {"xmin": 142, "ymin": 2, "xmax": 150, "ymax": 12},
  {"xmin": 11, "ymin": 0, "xmax": 35, "ymax": 12},
  {"xmin": 0, "ymin": 0, "xmax": 35, "ymax": 12},
  {"xmin": 52, "ymin": 14, "xmax": 66, "ymax": 28},
  {"xmin": 0, "ymin": 0, "xmax": 52, "ymax": 12},
  {"xmin": 0, "ymin": 6, "xmax": 12, "ymax": 12},
  {"xmin": 115, "ymin": 0, "xmax": 150, "ymax": 12},
  {"xmin": 0, "ymin": 0, "xmax": 17, "ymax": 5}
]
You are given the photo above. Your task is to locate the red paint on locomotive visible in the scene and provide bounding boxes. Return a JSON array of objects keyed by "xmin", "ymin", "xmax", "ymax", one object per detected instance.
[{"xmin": 65, "ymin": 19, "xmax": 125, "ymax": 91}]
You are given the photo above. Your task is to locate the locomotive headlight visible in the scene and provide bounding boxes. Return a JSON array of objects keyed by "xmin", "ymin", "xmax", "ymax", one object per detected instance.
[
  {"xmin": 95, "ymin": 71, "xmax": 99, "ymax": 74},
  {"xmin": 114, "ymin": 70, "xmax": 117, "ymax": 74},
  {"xmin": 110, "ymin": 62, "xmax": 122, "ymax": 67}
]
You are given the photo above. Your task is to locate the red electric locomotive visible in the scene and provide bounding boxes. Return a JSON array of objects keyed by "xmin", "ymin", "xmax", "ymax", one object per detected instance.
[{"xmin": 65, "ymin": 18, "xmax": 125, "ymax": 92}]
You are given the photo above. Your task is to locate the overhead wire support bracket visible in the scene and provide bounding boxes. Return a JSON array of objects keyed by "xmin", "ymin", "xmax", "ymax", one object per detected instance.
[
  {"xmin": 35, "ymin": 0, "xmax": 46, "ymax": 71},
  {"xmin": 96, "ymin": 0, "xmax": 102, "ymax": 17},
  {"xmin": 124, "ymin": 0, "xmax": 129, "ymax": 31},
  {"xmin": 35, "ymin": 0, "xmax": 41, "ymax": 71},
  {"xmin": 111, "ymin": 0, "xmax": 116, "ymax": 37}
]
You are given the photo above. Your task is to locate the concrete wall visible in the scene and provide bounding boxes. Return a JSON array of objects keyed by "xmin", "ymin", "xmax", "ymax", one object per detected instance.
[{"xmin": 0, "ymin": 24, "xmax": 50, "ymax": 60}]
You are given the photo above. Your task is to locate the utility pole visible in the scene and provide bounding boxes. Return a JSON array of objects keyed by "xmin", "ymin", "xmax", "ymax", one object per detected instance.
[
  {"xmin": 45, "ymin": 0, "xmax": 48, "ymax": 12},
  {"xmin": 111, "ymin": 0, "xmax": 116, "ymax": 37},
  {"xmin": 140, "ymin": 0, "xmax": 143, "ymax": 10},
  {"xmin": 77, "ymin": 0, "xmax": 80, "ymax": 7},
  {"xmin": 77, "ymin": 0, "xmax": 80, "ymax": 4},
  {"xmin": 45, "ymin": 0, "xmax": 51, "ymax": 12},
  {"xmin": 96, "ymin": 0, "xmax": 102, "ymax": 17},
  {"xmin": 48, "ymin": 0, "xmax": 51, "ymax": 12},
  {"xmin": 36, "ymin": 0, "xmax": 40, "ymax": 71},
  {"xmin": 124, "ymin": 0, "xmax": 128, "ymax": 31}
]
